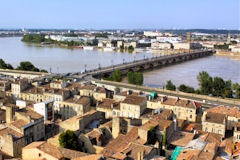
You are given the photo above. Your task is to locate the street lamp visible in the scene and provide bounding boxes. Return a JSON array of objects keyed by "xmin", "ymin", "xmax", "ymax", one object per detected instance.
[{"xmin": 123, "ymin": 58, "xmax": 125, "ymax": 64}]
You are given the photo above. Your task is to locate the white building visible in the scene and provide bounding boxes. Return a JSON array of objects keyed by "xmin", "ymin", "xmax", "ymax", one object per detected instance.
[
  {"xmin": 34, "ymin": 100, "xmax": 54, "ymax": 121},
  {"xmin": 144, "ymin": 31, "xmax": 163, "ymax": 37},
  {"xmin": 156, "ymin": 36, "xmax": 183, "ymax": 44}
]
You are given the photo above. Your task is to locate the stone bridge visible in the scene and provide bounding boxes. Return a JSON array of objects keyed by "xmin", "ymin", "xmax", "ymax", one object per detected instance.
[{"xmin": 75, "ymin": 50, "xmax": 213, "ymax": 79}]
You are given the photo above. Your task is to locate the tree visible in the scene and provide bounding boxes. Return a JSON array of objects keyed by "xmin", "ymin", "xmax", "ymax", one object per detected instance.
[
  {"xmin": 233, "ymin": 83, "xmax": 239, "ymax": 90},
  {"xmin": 128, "ymin": 45, "xmax": 134, "ymax": 52},
  {"xmin": 197, "ymin": 71, "xmax": 213, "ymax": 95},
  {"xmin": 113, "ymin": 69, "xmax": 122, "ymax": 82},
  {"xmin": 127, "ymin": 72, "xmax": 143, "ymax": 85},
  {"xmin": 17, "ymin": 61, "xmax": 40, "ymax": 72},
  {"xmin": 127, "ymin": 72, "xmax": 134, "ymax": 84},
  {"xmin": 0, "ymin": 59, "xmax": 13, "ymax": 69},
  {"xmin": 236, "ymin": 87, "xmax": 240, "ymax": 99},
  {"xmin": 59, "ymin": 130, "xmax": 81, "ymax": 151},
  {"xmin": 166, "ymin": 80, "xmax": 176, "ymax": 91},
  {"xmin": 135, "ymin": 72, "xmax": 143, "ymax": 85},
  {"xmin": 178, "ymin": 84, "xmax": 195, "ymax": 93},
  {"xmin": 212, "ymin": 77, "xmax": 225, "ymax": 97},
  {"xmin": 40, "ymin": 69, "xmax": 48, "ymax": 73}
]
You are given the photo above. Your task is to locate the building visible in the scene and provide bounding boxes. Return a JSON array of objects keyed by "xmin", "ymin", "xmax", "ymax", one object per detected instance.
[
  {"xmin": 0, "ymin": 126, "xmax": 25, "ymax": 157},
  {"xmin": 234, "ymin": 122, "xmax": 240, "ymax": 143},
  {"xmin": 96, "ymin": 98, "xmax": 120, "ymax": 119},
  {"xmin": 144, "ymin": 31, "xmax": 163, "ymax": 37},
  {"xmin": 173, "ymin": 42, "xmax": 202, "ymax": 50},
  {"xmin": 147, "ymin": 97, "xmax": 202, "ymax": 122},
  {"xmin": 202, "ymin": 112, "xmax": 226, "ymax": 137},
  {"xmin": 22, "ymin": 141, "xmax": 88, "ymax": 160},
  {"xmin": 114, "ymin": 95, "xmax": 147, "ymax": 119},
  {"xmin": 151, "ymin": 42, "xmax": 172, "ymax": 50},
  {"xmin": 34, "ymin": 100, "xmax": 54, "ymax": 121},
  {"xmin": 59, "ymin": 110, "xmax": 104, "ymax": 132},
  {"xmin": 60, "ymin": 96, "xmax": 91, "ymax": 120},
  {"xmin": 156, "ymin": 36, "xmax": 183, "ymax": 44},
  {"xmin": 205, "ymin": 105, "xmax": 240, "ymax": 130}
]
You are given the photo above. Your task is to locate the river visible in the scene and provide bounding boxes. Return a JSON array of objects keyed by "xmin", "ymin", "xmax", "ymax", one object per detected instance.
[{"xmin": 0, "ymin": 37, "xmax": 239, "ymax": 88}]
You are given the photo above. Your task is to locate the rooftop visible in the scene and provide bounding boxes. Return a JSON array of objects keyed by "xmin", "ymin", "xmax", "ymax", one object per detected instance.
[
  {"xmin": 23, "ymin": 142, "xmax": 88, "ymax": 159},
  {"xmin": 168, "ymin": 131, "xmax": 195, "ymax": 147},
  {"xmin": 121, "ymin": 95, "xmax": 146, "ymax": 105},
  {"xmin": 204, "ymin": 112, "xmax": 226, "ymax": 124}
]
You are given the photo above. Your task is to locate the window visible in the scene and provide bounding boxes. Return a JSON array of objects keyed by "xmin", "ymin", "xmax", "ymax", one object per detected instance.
[
  {"xmin": 218, "ymin": 130, "xmax": 222, "ymax": 134},
  {"xmin": 237, "ymin": 135, "xmax": 240, "ymax": 140},
  {"xmin": 123, "ymin": 111, "xmax": 126, "ymax": 116},
  {"xmin": 117, "ymin": 112, "xmax": 120, "ymax": 116},
  {"xmin": 113, "ymin": 111, "xmax": 116, "ymax": 115},
  {"xmin": 106, "ymin": 111, "xmax": 110, "ymax": 117},
  {"xmin": 135, "ymin": 108, "xmax": 138, "ymax": 112},
  {"xmin": 129, "ymin": 106, "xmax": 131, "ymax": 110},
  {"xmin": 135, "ymin": 113, "xmax": 138, "ymax": 118},
  {"xmin": 123, "ymin": 106, "xmax": 126, "ymax": 110},
  {"xmin": 128, "ymin": 112, "xmax": 132, "ymax": 118},
  {"xmin": 205, "ymin": 127, "xmax": 208, "ymax": 132},
  {"xmin": 212, "ymin": 128, "xmax": 215, "ymax": 133},
  {"xmin": 190, "ymin": 115, "xmax": 192, "ymax": 119}
]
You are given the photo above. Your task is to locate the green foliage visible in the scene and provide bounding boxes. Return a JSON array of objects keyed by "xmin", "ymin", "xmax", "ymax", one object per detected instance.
[
  {"xmin": 103, "ymin": 76, "xmax": 113, "ymax": 81},
  {"xmin": 197, "ymin": 71, "xmax": 213, "ymax": 95},
  {"xmin": 40, "ymin": 69, "xmax": 48, "ymax": 73},
  {"xmin": 214, "ymin": 44, "xmax": 229, "ymax": 50},
  {"xmin": 212, "ymin": 77, "xmax": 225, "ymax": 97},
  {"xmin": 128, "ymin": 45, "xmax": 134, "ymax": 52},
  {"xmin": 127, "ymin": 72, "xmax": 143, "ymax": 85},
  {"xmin": 236, "ymin": 87, "xmax": 240, "ymax": 99},
  {"xmin": 233, "ymin": 83, "xmax": 239, "ymax": 90},
  {"xmin": 0, "ymin": 59, "xmax": 13, "ymax": 69},
  {"xmin": 113, "ymin": 69, "xmax": 122, "ymax": 82},
  {"xmin": 178, "ymin": 84, "xmax": 195, "ymax": 93},
  {"xmin": 114, "ymin": 87, "xmax": 120, "ymax": 92},
  {"xmin": 22, "ymin": 35, "xmax": 45, "ymax": 43},
  {"xmin": 59, "ymin": 130, "xmax": 81, "ymax": 151},
  {"xmin": 231, "ymin": 41, "xmax": 238, "ymax": 45},
  {"xmin": 95, "ymin": 33, "xmax": 109, "ymax": 38},
  {"xmin": 166, "ymin": 80, "xmax": 176, "ymax": 91},
  {"xmin": 16, "ymin": 61, "xmax": 42, "ymax": 72}
]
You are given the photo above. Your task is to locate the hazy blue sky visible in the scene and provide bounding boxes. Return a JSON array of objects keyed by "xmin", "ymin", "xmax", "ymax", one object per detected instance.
[{"xmin": 0, "ymin": 0, "xmax": 239, "ymax": 29}]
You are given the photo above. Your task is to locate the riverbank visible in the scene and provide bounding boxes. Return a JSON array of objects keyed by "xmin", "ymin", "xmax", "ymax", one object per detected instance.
[{"xmin": 214, "ymin": 53, "xmax": 240, "ymax": 60}]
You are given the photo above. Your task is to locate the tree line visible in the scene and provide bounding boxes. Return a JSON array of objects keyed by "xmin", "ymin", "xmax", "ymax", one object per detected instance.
[
  {"xmin": 22, "ymin": 35, "xmax": 85, "ymax": 47},
  {"xmin": 104, "ymin": 69, "xmax": 143, "ymax": 85},
  {"xmin": 0, "ymin": 59, "xmax": 47, "ymax": 73},
  {"xmin": 166, "ymin": 71, "xmax": 240, "ymax": 99}
]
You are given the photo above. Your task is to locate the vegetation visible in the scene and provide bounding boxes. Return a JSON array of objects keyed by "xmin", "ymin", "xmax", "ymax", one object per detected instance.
[
  {"xmin": 22, "ymin": 35, "xmax": 85, "ymax": 47},
  {"xmin": 0, "ymin": 59, "xmax": 13, "ymax": 69},
  {"xmin": 17, "ymin": 61, "xmax": 40, "ymax": 72},
  {"xmin": 0, "ymin": 58, "xmax": 47, "ymax": 73},
  {"xmin": 165, "ymin": 71, "xmax": 239, "ymax": 99},
  {"xmin": 128, "ymin": 45, "xmax": 134, "ymax": 52},
  {"xmin": 197, "ymin": 71, "xmax": 213, "ymax": 95},
  {"xmin": 166, "ymin": 80, "xmax": 176, "ymax": 91},
  {"xmin": 178, "ymin": 84, "xmax": 195, "ymax": 93},
  {"xmin": 127, "ymin": 72, "xmax": 143, "ymax": 85},
  {"xmin": 22, "ymin": 35, "xmax": 45, "ymax": 43},
  {"xmin": 59, "ymin": 130, "xmax": 81, "ymax": 151},
  {"xmin": 214, "ymin": 44, "xmax": 229, "ymax": 50},
  {"xmin": 113, "ymin": 69, "xmax": 122, "ymax": 82}
]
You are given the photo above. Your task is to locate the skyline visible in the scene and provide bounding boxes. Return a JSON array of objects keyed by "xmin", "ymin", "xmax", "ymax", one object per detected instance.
[{"xmin": 0, "ymin": 0, "xmax": 239, "ymax": 30}]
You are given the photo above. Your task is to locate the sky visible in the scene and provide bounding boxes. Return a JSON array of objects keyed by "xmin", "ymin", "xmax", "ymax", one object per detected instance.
[{"xmin": 0, "ymin": 0, "xmax": 239, "ymax": 30}]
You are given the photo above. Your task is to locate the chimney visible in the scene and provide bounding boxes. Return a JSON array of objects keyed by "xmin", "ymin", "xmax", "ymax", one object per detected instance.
[
  {"xmin": 173, "ymin": 117, "xmax": 177, "ymax": 131},
  {"xmin": 6, "ymin": 106, "xmax": 14, "ymax": 123},
  {"xmin": 137, "ymin": 151, "xmax": 144, "ymax": 160}
]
